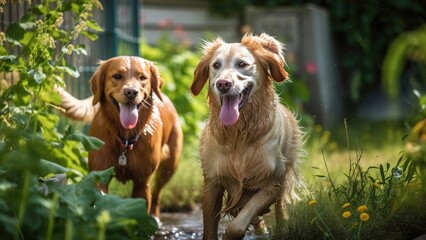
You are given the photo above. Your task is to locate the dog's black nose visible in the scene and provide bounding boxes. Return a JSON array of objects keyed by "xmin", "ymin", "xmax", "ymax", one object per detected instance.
[
  {"xmin": 216, "ymin": 79, "xmax": 232, "ymax": 93},
  {"xmin": 124, "ymin": 88, "xmax": 138, "ymax": 99}
]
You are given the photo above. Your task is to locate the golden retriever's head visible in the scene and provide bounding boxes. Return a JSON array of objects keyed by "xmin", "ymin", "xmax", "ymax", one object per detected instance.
[
  {"xmin": 191, "ymin": 33, "xmax": 288, "ymax": 126},
  {"xmin": 90, "ymin": 56, "xmax": 164, "ymax": 129}
]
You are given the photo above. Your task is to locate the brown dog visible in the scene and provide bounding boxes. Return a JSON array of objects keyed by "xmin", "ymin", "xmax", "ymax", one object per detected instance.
[
  {"xmin": 59, "ymin": 56, "xmax": 183, "ymax": 218},
  {"xmin": 191, "ymin": 33, "xmax": 303, "ymax": 239}
]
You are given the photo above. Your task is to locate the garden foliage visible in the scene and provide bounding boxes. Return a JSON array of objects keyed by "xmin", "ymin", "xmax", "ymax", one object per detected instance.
[
  {"xmin": 0, "ymin": 1, "xmax": 157, "ymax": 239},
  {"xmin": 140, "ymin": 35, "xmax": 209, "ymax": 145}
]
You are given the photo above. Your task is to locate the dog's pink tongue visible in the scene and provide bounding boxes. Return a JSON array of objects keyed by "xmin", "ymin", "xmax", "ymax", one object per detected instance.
[
  {"xmin": 119, "ymin": 103, "xmax": 138, "ymax": 129},
  {"xmin": 220, "ymin": 95, "xmax": 240, "ymax": 126}
]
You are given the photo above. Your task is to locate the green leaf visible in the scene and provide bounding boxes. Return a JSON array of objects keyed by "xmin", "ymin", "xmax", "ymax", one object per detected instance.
[
  {"xmin": 80, "ymin": 30, "xmax": 99, "ymax": 41},
  {"xmin": 86, "ymin": 20, "xmax": 103, "ymax": 32},
  {"xmin": 74, "ymin": 44, "xmax": 88, "ymax": 55},
  {"xmin": 31, "ymin": 4, "xmax": 49, "ymax": 15},
  {"xmin": 379, "ymin": 164, "xmax": 386, "ymax": 183},
  {"xmin": 95, "ymin": 195, "xmax": 158, "ymax": 235},
  {"xmin": 12, "ymin": 84, "xmax": 32, "ymax": 105},
  {"xmin": 0, "ymin": 179, "xmax": 16, "ymax": 191},
  {"xmin": 32, "ymin": 68, "xmax": 46, "ymax": 84},
  {"xmin": 39, "ymin": 159, "xmax": 71, "ymax": 176},
  {"xmin": 56, "ymin": 65, "xmax": 80, "ymax": 78},
  {"xmin": 0, "ymin": 55, "xmax": 17, "ymax": 62},
  {"xmin": 405, "ymin": 163, "xmax": 416, "ymax": 183},
  {"xmin": 5, "ymin": 22, "xmax": 25, "ymax": 41},
  {"xmin": 19, "ymin": 21, "xmax": 36, "ymax": 30},
  {"xmin": 36, "ymin": 113, "xmax": 59, "ymax": 130},
  {"xmin": 314, "ymin": 175, "xmax": 327, "ymax": 178},
  {"xmin": 66, "ymin": 131, "xmax": 104, "ymax": 150}
]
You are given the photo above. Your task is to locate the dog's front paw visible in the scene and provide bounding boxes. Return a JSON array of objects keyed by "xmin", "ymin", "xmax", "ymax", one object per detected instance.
[
  {"xmin": 224, "ymin": 221, "xmax": 247, "ymax": 240},
  {"xmin": 152, "ymin": 215, "xmax": 163, "ymax": 228}
]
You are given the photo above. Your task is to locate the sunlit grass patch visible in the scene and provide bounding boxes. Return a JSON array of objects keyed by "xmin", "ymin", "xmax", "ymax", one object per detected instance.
[{"xmin": 276, "ymin": 120, "xmax": 426, "ymax": 239}]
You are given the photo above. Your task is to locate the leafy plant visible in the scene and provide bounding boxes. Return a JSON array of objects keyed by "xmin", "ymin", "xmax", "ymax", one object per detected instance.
[
  {"xmin": 0, "ymin": 1, "xmax": 157, "ymax": 239},
  {"xmin": 382, "ymin": 24, "xmax": 426, "ymax": 196},
  {"xmin": 382, "ymin": 25, "xmax": 426, "ymax": 98}
]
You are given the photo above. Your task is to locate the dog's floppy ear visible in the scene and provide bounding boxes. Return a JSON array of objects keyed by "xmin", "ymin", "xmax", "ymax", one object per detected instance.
[
  {"xmin": 242, "ymin": 33, "xmax": 288, "ymax": 82},
  {"xmin": 191, "ymin": 38, "xmax": 224, "ymax": 96},
  {"xmin": 191, "ymin": 56, "xmax": 210, "ymax": 96},
  {"xmin": 148, "ymin": 61, "xmax": 164, "ymax": 101},
  {"xmin": 90, "ymin": 60, "xmax": 109, "ymax": 105}
]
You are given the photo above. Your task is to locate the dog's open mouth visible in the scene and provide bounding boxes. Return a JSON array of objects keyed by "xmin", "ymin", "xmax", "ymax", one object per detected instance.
[
  {"xmin": 219, "ymin": 84, "xmax": 253, "ymax": 126},
  {"xmin": 112, "ymin": 98, "xmax": 142, "ymax": 129}
]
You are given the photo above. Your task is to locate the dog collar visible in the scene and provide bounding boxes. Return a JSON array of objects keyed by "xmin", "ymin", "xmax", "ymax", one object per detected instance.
[
  {"xmin": 115, "ymin": 133, "xmax": 141, "ymax": 166},
  {"xmin": 115, "ymin": 133, "xmax": 141, "ymax": 150}
]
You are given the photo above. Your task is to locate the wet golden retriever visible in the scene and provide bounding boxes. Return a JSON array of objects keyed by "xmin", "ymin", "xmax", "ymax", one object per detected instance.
[
  {"xmin": 191, "ymin": 33, "xmax": 303, "ymax": 239},
  {"xmin": 58, "ymin": 56, "xmax": 183, "ymax": 218}
]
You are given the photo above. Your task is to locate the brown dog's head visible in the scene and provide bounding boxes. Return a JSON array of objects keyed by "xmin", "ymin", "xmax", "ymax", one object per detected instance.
[
  {"xmin": 191, "ymin": 33, "xmax": 288, "ymax": 126},
  {"xmin": 90, "ymin": 56, "xmax": 164, "ymax": 129}
]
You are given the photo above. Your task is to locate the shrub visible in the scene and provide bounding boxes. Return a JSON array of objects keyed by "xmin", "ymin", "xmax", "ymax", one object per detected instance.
[{"xmin": 0, "ymin": 1, "xmax": 157, "ymax": 239}]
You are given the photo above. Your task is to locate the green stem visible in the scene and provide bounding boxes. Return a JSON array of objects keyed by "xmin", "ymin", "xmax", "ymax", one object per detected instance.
[
  {"xmin": 344, "ymin": 118, "xmax": 354, "ymax": 199},
  {"xmin": 356, "ymin": 220, "xmax": 363, "ymax": 239},
  {"xmin": 314, "ymin": 207, "xmax": 335, "ymax": 240},
  {"xmin": 46, "ymin": 193, "xmax": 59, "ymax": 240},
  {"xmin": 0, "ymin": 79, "xmax": 23, "ymax": 106},
  {"xmin": 98, "ymin": 222, "xmax": 106, "ymax": 240},
  {"xmin": 14, "ymin": 170, "xmax": 30, "ymax": 240},
  {"xmin": 321, "ymin": 147, "xmax": 337, "ymax": 194},
  {"xmin": 65, "ymin": 218, "xmax": 73, "ymax": 240}
]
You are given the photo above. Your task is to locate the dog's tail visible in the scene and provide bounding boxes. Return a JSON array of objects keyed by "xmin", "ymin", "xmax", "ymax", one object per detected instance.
[{"xmin": 55, "ymin": 86, "xmax": 99, "ymax": 123}]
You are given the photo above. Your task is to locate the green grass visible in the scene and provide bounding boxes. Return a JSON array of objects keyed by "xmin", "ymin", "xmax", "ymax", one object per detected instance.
[
  {"xmin": 277, "ymin": 119, "xmax": 426, "ymax": 240},
  {"xmin": 304, "ymin": 119, "xmax": 406, "ymax": 184}
]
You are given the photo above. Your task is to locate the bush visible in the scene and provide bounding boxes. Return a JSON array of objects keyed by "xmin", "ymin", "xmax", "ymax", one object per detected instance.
[
  {"xmin": 140, "ymin": 34, "xmax": 209, "ymax": 145},
  {"xmin": 0, "ymin": 1, "xmax": 157, "ymax": 239}
]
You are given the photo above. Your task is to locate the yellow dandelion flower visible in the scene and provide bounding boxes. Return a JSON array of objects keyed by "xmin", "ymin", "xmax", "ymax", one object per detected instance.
[
  {"xmin": 342, "ymin": 202, "xmax": 351, "ymax": 209},
  {"xmin": 342, "ymin": 211, "xmax": 352, "ymax": 219},
  {"xmin": 373, "ymin": 181, "xmax": 381, "ymax": 189},
  {"xmin": 308, "ymin": 199, "xmax": 317, "ymax": 206},
  {"xmin": 360, "ymin": 212, "xmax": 370, "ymax": 222},
  {"xmin": 357, "ymin": 205, "xmax": 368, "ymax": 213}
]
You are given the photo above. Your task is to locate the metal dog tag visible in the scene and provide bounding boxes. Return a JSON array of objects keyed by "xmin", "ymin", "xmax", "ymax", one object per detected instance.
[{"xmin": 118, "ymin": 153, "xmax": 127, "ymax": 166}]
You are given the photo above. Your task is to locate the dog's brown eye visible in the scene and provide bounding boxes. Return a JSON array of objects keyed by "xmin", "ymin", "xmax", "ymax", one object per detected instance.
[
  {"xmin": 139, "ymin": 75, "xmax": 147, "ymax": 81},
  {"xmin": 113, "ymin": 74, "xmax": 122, "ymax": 80},
  {"xmin": 212, "ymin": 62, "xmax": 221, "ymax": 69}
]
